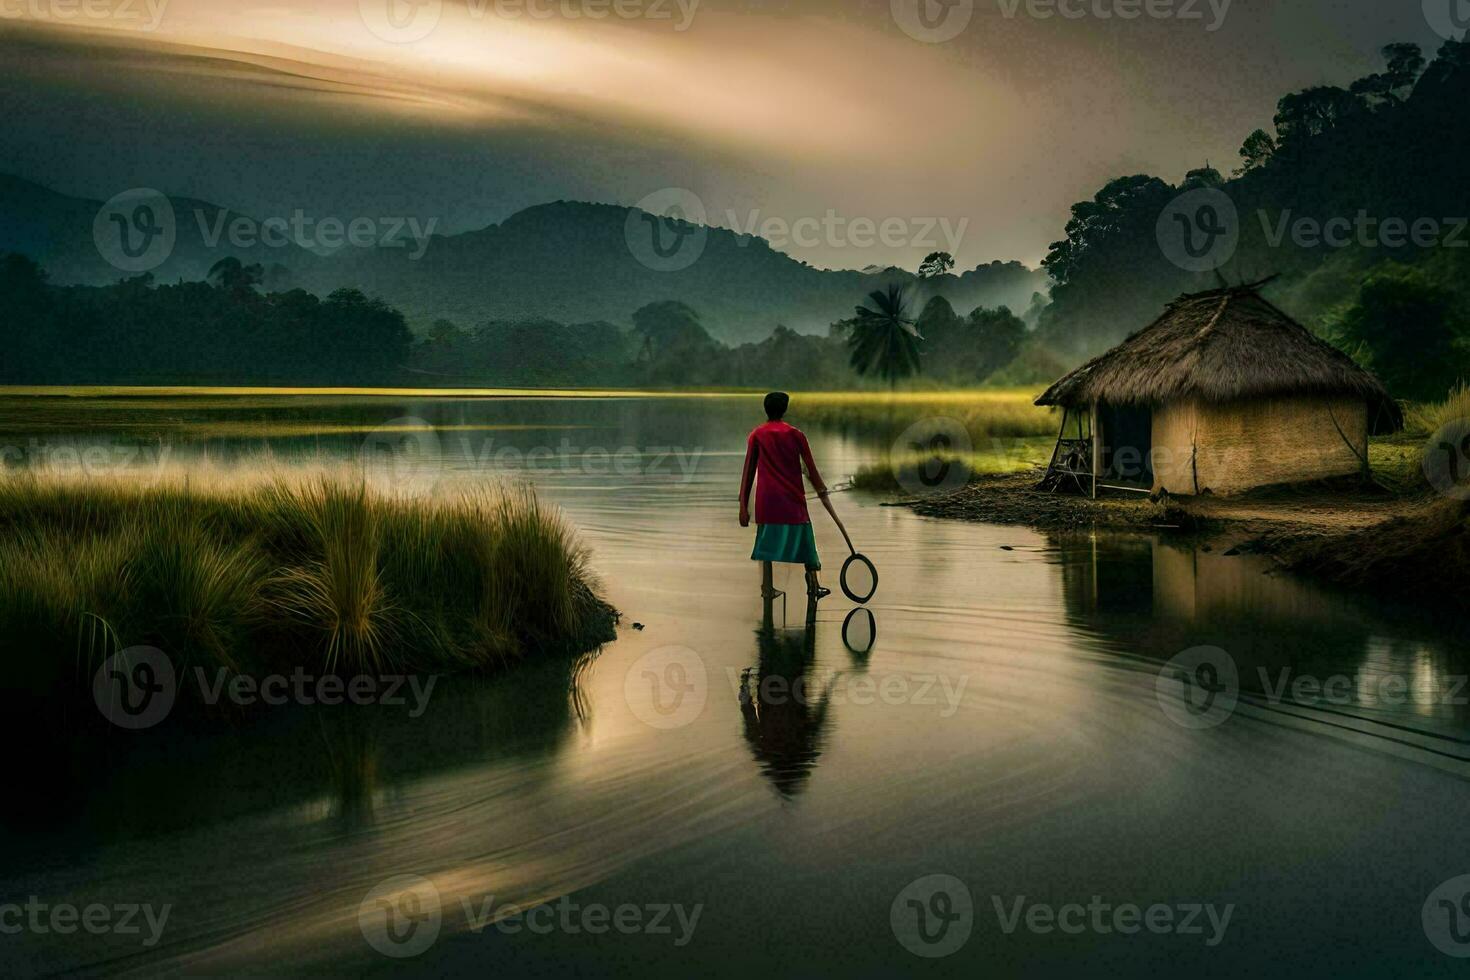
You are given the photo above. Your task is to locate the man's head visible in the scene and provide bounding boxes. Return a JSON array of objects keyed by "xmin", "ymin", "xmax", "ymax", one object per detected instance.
[{"xmin": 764, "ymin": 391, "xmax": 790, "ymax": 421}]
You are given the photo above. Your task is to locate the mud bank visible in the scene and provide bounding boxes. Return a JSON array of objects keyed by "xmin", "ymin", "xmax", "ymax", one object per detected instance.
[{"xmin": 904, "ymin": 469, "xmax": 1464, "ymax": 597}]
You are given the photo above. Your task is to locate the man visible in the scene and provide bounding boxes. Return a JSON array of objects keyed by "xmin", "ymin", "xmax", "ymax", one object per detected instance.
[{"xmin": 739, "ymin": 391, "xmax": 831, "ymax": 600}]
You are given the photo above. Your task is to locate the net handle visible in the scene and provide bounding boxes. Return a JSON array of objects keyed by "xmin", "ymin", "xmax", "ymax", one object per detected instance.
[{"xmin": 814, "ymin": 489, "xmax": 856, "ymax": 556}]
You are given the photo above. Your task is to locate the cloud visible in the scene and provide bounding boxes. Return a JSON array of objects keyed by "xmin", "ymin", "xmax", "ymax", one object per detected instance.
[{"xmin": 2, "ymin": 4, "xmax": 1017, "ymax": 171}]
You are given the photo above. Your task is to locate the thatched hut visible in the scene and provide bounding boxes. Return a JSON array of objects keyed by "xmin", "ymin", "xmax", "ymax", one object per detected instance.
[{"xmin": 1036, "ymin": 283, "xmax": 1403, "ymax": 496}]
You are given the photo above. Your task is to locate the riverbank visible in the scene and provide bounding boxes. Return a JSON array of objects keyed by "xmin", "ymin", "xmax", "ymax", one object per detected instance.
[
  {"xmin": 904, "ymin": 449, "xmax": 1466, "ymax": 599},
  {"xmin": 909, "ymin": 467, "xmax": 1419, "ymax": 534},
  {"xmin": 0, "ymin": 469, "xmax": 616, "ymax": 728}
]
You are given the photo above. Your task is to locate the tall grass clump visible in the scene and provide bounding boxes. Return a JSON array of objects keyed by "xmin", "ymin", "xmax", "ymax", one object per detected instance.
[
  {"xmin": 1405, "ymin": 382, "xmax": 1470, "ymax": 436},
  {"xmin": 264, "ymin": 480, "xmax": 399, "ymax": 673},
  {"xmin": 0, "ymin": 467, "xmax": 616, "ymax": 722}
]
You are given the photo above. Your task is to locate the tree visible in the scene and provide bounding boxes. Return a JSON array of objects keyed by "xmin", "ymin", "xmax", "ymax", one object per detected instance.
[
  {"xmin": 1237, "ymin": 129, "xmax": 1277, "ymax": 173},
  {"xmin": 914, "ymin": 296, "xmax": 964, "ymax": 379},
  {"xmin": 918, "ymin": 251, "xmax": 955, "ymax": 279},
  {"xmin": 1409, "ymin": 37, "xmax": 1470, "ymax": 112},
  {"xmin": 1041, "ymin": 174, "xmax": 1174, "ymax": 287},
  {"xmin": 847, "ymin": 284, "xmax": 921, "ymax": 388},
  {"xmin": 427, "ymin": 318, "xmax": 467, "ymax": 350},
  {"xmin": 1037, "ymin": 174, "xmax": 1182, "ymax": 358},
  {"xmin": 1383, "ymin": 43, "xmax": 1427, "ymax": 92},
  {"xmin": 1181, "ymin": 166, "xmax": 1224, "ymax": 189},
  {"xmin": 914, "ymin": 296, "xmax": 963, "ymax": 344},
  {"xmin": 1272, "ymin": 86, "xmax": 1363, "ymax": 151},
  {"xmin": 0, "ymin": 252, "xmax": 53, "ymax": 382},
  {"xmin": 630, "ymin": 301, "xmax": 721, "ymax": 384},
  {"xmin": 827, "ymin": 316, "xmax": 859, "ymax": 341},
  {"xmin": 1331, "ymin": 264, "xmax": 1468, "ymax": 401},
  {"xmin": 315, "ymin": 288, "xmax": 415, "ymax": 382},
  {"xmin": 631, "ymin": 301, "xmax": 711, "ymax": 353},
  {"xmin": 968, "ymin": 306, "xmax": 1027, "ymax": 379},
  {"xmin": 1352, "ymin": 43, "xmax": 1427, "ymax": 107}
]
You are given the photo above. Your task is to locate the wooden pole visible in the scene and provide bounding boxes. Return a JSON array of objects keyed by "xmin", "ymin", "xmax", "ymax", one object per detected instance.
[{"xmin": 1090, "ymin": 400, "xmax": 1101, "ymax": 499}]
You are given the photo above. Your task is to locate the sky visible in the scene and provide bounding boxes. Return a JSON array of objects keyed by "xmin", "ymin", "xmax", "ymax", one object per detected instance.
[{"xmin": 0, "ymin": 0, "xmax": 1454, "ymax": 270}]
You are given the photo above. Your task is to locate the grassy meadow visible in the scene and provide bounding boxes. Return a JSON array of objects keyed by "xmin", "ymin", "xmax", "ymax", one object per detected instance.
[
  {"xmin": 794, "ymin": 388, "xmax": 1060, "ymax": 492},
  {"xmin": 0, "ymin": 465, "xmax": 615, "ymax": 724},
  {"xmin": 795, "ymin": 387, "xmax": 1057, "ymax": 439}
]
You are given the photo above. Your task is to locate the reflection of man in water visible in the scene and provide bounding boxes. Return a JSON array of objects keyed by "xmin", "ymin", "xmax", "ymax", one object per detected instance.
[
  {"xmin": 739, "ymin": 618, "xmax": 833, "ymax": 799},
  {"xmin": 739, "ymin": 391, "xmax": 831, "ymax": 600}
]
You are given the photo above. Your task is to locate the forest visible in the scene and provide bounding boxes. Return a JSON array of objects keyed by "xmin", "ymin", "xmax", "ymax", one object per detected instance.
[
  {"xmin": 3, "ymin": 39, "xmax": 1469, "ymax": 398},
  {"xmin": 1036, "ymin": 37, "xmax": 1470, "ymax": 400}
]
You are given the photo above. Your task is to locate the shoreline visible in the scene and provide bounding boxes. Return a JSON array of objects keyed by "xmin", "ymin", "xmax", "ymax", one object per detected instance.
[{"xmin": 905, "ymin": 469, "xmax": 1466, "ymax": 599}]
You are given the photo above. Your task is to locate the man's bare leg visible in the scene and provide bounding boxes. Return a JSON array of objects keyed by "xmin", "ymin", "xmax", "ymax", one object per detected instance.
[
  {"xmin": 806, "ymin": 568, "xmax": 829, "ymax": 598},
  {"xmin": 761, "ymin": 561, "xmax": 776, "ymax": 600}
]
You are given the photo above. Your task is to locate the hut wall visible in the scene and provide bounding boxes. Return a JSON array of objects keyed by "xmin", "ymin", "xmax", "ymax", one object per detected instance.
[
  {"xmin": 1151, "ymin": 401, "xmax": 1204, "ymax": 493},
  {"xmin": 1151, "ymin": 396, "xmax": 1367, "ymax": 495}
]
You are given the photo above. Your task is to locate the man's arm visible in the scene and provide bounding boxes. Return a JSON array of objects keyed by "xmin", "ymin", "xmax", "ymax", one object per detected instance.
[
  {"xmin": 801, "ymin": 430, "xmax": 853, "ymax": 551},
  {"xmin": 798, "ymin": 431, "xmax": 827, "ymax": 495},
  {"xmin": 739, "ymin": 432, "xmax": 758, "ymax": 526}
]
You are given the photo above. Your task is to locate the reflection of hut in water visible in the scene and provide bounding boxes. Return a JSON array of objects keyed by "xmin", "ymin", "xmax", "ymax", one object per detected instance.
[
  {"xmin": 1052, "ymin": 531, "xmax": 1382, "ymax": 670},
  {"xmin": 1036, "ymin": 283, "xmax": 1402, "ymax": 496},
  {"xmin": 1054, "ymin": 531, "xmax": 1470, "ymax": 734}
]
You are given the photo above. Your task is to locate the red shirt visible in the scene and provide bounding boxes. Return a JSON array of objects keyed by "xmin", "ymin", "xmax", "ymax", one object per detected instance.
[{"xmin": 739, "ymin": 421, "xmax": 826, "ymax": 525}]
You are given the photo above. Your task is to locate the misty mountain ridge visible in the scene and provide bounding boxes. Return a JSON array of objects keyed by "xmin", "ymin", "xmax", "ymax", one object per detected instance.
[{"xmin": 0, "ymin": 175, "xmax": 1046, "ymax": 344}]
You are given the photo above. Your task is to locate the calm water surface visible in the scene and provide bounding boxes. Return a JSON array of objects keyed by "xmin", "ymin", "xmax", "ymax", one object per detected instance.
[{"xmin": 2, "ymin": 393, "xmax": 1468, "ymax": 978}]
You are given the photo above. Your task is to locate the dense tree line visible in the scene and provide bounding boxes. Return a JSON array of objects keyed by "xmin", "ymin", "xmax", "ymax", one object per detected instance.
[
  {"xmin": 0, "ymin": 249, "xmax": 1036, "ymax": 389},
  {"xmin": 0, "ymin": 253, "xmax": 413, "ymax": 385},
  {"xmin": 413, "ymin": 297, "xmax": 1037, "ymax": 389},
  {"xmin": 1037, "ymin": 38, "xmax": 1470, "ymax": 398}
]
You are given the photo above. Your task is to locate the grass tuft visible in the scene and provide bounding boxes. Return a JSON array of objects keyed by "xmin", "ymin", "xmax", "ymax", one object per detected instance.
[
  {"xmin": 1405, "ymin": 383, "xmax": 1470, "ymax": 436},
  {"xmin": 0, "ymin": 467, "xmax": 616, "ymax": 718}
]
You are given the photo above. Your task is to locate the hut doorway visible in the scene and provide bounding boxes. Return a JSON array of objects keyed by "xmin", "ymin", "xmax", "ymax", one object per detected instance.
[{"xmin": 1099, "ymin": 402, "xmax": 1153, "ymax": 490}]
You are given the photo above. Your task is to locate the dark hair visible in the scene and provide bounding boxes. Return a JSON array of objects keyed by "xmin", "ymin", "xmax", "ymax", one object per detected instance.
[{"xmin": 763, "ymin": 391, "xmax": 790, "ymax": 420}]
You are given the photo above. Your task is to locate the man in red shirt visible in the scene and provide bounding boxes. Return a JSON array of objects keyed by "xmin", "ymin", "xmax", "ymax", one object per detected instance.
[{"xmin": 739, "ymin": 391, "xmax": 832, "ymax": 600}]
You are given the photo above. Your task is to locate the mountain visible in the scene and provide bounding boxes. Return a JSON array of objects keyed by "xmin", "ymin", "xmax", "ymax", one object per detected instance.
[
  {"xmin": 0, "ymin": 174, "xmax": 318, "ymax": 290},
  {"xmin": 1, "ymin": 176, "xmax": 1046, "ymax": 343},
  {"xmin": 303, "ymin": 200, "xmax": 1045, "ymax": 343}
]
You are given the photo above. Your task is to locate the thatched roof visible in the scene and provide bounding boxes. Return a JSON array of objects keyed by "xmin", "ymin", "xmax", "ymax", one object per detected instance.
[{"xmin": 1036, "ymin": 285, "xmax": 1403, "ymax": 434}]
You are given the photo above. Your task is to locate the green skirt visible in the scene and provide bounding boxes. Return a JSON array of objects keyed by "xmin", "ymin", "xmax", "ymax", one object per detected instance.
[{"xmin": 751, "ymin": 523, "xmax": 821, "ymax": 570}]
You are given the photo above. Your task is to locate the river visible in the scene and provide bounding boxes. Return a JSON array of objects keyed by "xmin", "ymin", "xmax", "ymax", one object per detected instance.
[{"xmin": 2, "ymin": 391, "xmax": 1468, "ymax": 978}]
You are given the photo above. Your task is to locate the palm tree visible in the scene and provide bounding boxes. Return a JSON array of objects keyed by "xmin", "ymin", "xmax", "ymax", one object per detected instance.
[{"xmin": 847, "ymin": 283, "xmax": 922, "ymax": 388}]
